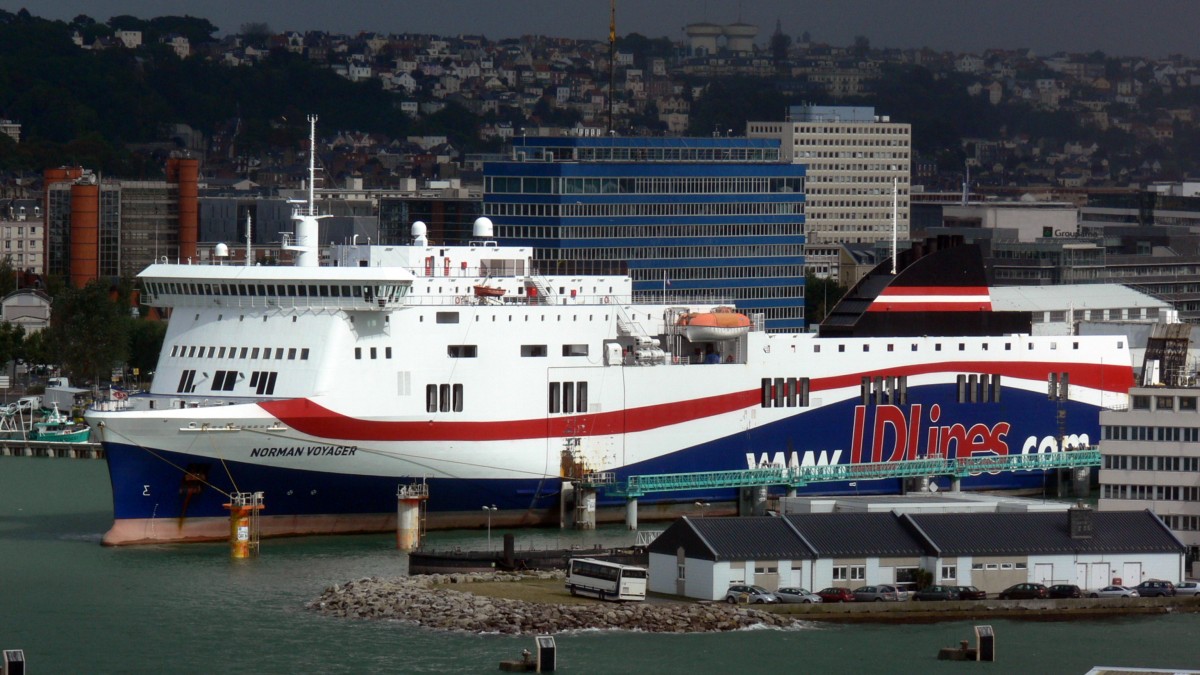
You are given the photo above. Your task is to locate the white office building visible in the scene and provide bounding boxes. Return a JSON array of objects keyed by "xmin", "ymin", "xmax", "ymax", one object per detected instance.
[{"xmin": 748, "ymin": 105, "xmax": 911, "ymax": 279}]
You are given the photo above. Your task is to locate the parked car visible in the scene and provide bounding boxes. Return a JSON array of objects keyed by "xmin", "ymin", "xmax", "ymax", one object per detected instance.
[
  {"xmin": 816, "ymin": 587, "xmax": 856, "ymax": 603},
  {"xmin": 1175, "ymin": 581, "xmax": 1200, "ymax": 597},
  {"xmin": 775, "ymin": 587, "xmax": 823, "ymax": 604},
  {"xmin": 1090, "ymin": 585, "xmax": 1139, "ymax": 599},
  {"xmin": 954, "ymin": 586, "xmax": 987, "ymax": 600},
  {"xmin": 1047, "ymin": 584, "xmax": 1083, "ymax": 599},
  {"xmin": 911, "ymin": 585, "xmax": 960, "ymax": 601},
  {"xmin": 998, "ymin": 583, "xmax": 1049, "ymax": 600},
  {"xmin": 852, "ymin": 585, "xmax": 902, "ymax": 602},
  {"xmin": 1135, "ymin": 580, "xmax": 1175, "ymax": 597},
  {"xmin": 723, "ymin": 585, "xmax": 779, "ymax": 604}
]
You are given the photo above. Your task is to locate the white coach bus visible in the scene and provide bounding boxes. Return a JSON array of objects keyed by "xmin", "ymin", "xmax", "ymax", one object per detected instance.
[{"xmin": 565, "ymin": 558, "xmax": 648, "ymax": 601}]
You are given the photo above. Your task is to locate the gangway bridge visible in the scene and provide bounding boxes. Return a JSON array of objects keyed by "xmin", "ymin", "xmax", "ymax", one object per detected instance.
[{"xmin": 576, "ymin": 448, "xmax": 1100, "ymax": 530}]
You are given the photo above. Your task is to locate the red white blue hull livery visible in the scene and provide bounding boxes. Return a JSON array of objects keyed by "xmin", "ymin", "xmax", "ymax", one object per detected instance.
[{"xmin": 87, "ymin": 231, "xmax": 1133, "ymax": 544}]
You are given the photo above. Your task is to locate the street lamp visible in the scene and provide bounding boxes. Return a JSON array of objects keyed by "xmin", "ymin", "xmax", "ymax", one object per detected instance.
[
  {"xmin": 482, "ymin": 505, "xmax": 497, "ymax": 549},
  {"xmin": 694, "ymin": 501, "xmax": 710, "ymax": 517}
]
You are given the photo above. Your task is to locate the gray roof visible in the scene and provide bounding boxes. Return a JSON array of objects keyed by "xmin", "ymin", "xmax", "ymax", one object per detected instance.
[
  {"xmin": 784, "ymin": 513, "xmax": 928, "ymax": 557},
  {"xmin": 647, "ymin": 516, "xmax": 814, "ymax": 562},
  {"xmin": 648, "ymin": 509, "xmax": 1183, "ymax": 563},
  {"xmin": 906, "ymin": 511, "xmax": 1185, "ymax": 556}
]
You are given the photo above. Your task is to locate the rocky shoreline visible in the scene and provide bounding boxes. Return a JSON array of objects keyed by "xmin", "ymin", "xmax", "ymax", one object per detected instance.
[{"xmin": 306, "ymin": 571, "xmax": 803, "ymax": 634}]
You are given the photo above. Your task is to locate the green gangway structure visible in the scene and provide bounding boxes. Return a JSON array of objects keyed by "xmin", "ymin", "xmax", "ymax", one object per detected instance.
[{"xmin": 581, "ymin": 447, "xmax": 1100, "ymax": 499}]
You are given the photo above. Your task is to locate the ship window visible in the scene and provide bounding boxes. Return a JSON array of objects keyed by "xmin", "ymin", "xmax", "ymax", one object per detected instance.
[
  {"xmin": 384, "ymin": 347, "xmax": 391, "ymax": 359},
  {"xmin": 862, "ymin": 345, "xmax": 869, "ymax": 352},
  {"xmin": 218, "ymin": 347, "xmax": 226, "ymax": 358},
  {"xmin": 171, "ymin": 345, "xmax": 179, "ymax": 357},
  {"xmin": 563, "ymin": 382, "xmax": 575, "ymax": 413},
  {"xmin": 448, "ymin": 345, "xmax": 478, "ymax": 358},
  {"xmin": 439, "ymin": 384, "xmax": 450, "ymax": 412},
  {"xmin": 911, "ymin": 344, "xmax": 918, "ymax": 352},
  {"xmin": 1073, "ymin": 341, "xmax": 1079, "ymax": 350},
  {"xmin": 370, "ymin": 347, "xmax": 377, "ymax": 359},
  {"xmin": 813, "ymin": 345, "xmax": 820, "ymax": 353},
  {"xmin": 452, "ymin": 384, "xmax": 464, "ymax": 412},
  {"xmin": 436, "ymin": 312, "xmax": 459, "ymax": 324},
  {"xmin": 354, "ymin": 347, "xmax": 362, "ymax": 360},
  {"xmin": 957, "ymin": 375, "xmax": 967, "ymax": 403},
  {"xmin": 1028, "ymin": 343, "xmax": 1034, "ymax": 350},
  {"xmin": 992, "ymin": 375, "xmax": 1002, "ymax": 402},
  {"xmin": 548, "ymin": 382, "xmax": 561, "ymax": 413},
  {"xmin": 562, "ymin": 344, "xmax": 589, "ymax": 357},
  {"xmin": 959, "ymin": 343, "xmax": 966, "ymax": 351},
  {"xmin": 887, "ymin": 344, "xmax": 893, "ymax": 352},
  {"xmin": 287, "ymin": 285, "xmax": 296, "ymax": 295},
  {"xmin": 522, "ymin": 345, "xmax": 547, "ymax": 357},
  {"xmin": 774, "ymin": 378, "xmax": 786, "ymax": 407},
  {"xmin": 761, "ymin": 378, "xmax": 773, "ymax": 407},
  {"xmin": 426, "ymin": 385, "xmax": 437, "ymax": 412},
  {"xmin": 1005, "ymin": 343, "xmax": 1011, "ymax": 350},
  {"xmin": 275, "ymin": 348, "xmax": 284, "ymax": 359},
  {"xmin": 302, "ymin": 348, "xmax": 310, "ymax": 360},
  {"xmin": 838, "ymin": 345, "xmax": 844, "ymax": 353},
  {"xmin": 577, "ymin": 382, "xmax": 588, "ymax": 411},
  {"xmin": 935, "ymin": 344, "xmax": 941, "ymax": 351},
  {"xmin": 188, "ymin": 346, "xmax": 197, "ymax": 358},
  {"xmin": 288, "ymin": 348, "xmax": 297, "ymax": 360},
  {"xmin": 240, "ymin": 348, "xmax": 249, "ymax": 359},
  {"xmin": 207, "ymin": 347, "xmax": 215, "ymax": 358},
  {"xmin": 786, "ymin": 378, "xmax": 798, "ymax": 407}
]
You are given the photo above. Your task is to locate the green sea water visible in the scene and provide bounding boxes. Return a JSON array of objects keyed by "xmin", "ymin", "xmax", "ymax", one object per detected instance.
[{"xmin": 1, "ymin": 456, "xmax": 1199, "ymax": 674}]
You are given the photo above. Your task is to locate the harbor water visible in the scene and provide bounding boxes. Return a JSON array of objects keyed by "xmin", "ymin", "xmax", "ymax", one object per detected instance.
[{"xmin": 2, "ymin": 456, "xmax": 1199, "ymax": 674}]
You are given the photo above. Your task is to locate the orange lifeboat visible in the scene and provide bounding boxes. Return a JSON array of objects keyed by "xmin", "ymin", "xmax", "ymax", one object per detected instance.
[
  {"xmin": 473, "ymin": 285, "xmax": 506, "ymax": 298},
  {"xmin": 676, "ymin": 307, "xmax": 751, "ymax": 341}
]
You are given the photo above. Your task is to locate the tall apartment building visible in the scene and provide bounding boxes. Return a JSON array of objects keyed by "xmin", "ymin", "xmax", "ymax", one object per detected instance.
[
  {"xmin": 0, "ymin": 198, "xmax": 45, "ymax": 273},
  {"xmin": 1098, "ymin": 328, "xmax": 1200, "ymax": 562},
  {"xmin": 748, "ymin": 105, "xmax": 911, "ymax": 279},
  {"xmin": 43, "ymin": 157, "xmax": 199, "ymax": 285},
  {"xmin": 483, "ymin": 137, "xmax": 808, "ymax": 331}
]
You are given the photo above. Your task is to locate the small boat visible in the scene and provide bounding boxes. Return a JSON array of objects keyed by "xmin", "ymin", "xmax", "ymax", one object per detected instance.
[
  {"xmin": 473, "ymin": 285, "xmax": 506, "ymax": 298},
  {"xmin": 676, "ymin": 307, "xmax": 751, "ymax": 341},
  {"xmin": 31, "ymin": 404, "xmax": 91, "ymax": 443}
]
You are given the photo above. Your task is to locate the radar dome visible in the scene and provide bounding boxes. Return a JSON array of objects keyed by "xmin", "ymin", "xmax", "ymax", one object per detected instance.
[
  {"xmin": 473, "ymin": 217, "xmax": 494, "ymax": 238},
  {"xmin": 214, "ymin": 242, "xmax": 229, "ymax": 257},
  {"xmin": 411, "ymin": 221, "xmax": 428, "ymax": 237}
]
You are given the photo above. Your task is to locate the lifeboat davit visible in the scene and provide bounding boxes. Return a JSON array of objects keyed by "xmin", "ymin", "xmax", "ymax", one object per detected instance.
[{"xmin": 677, "ymin": 307, "xmax": 751, "ymax": 341}]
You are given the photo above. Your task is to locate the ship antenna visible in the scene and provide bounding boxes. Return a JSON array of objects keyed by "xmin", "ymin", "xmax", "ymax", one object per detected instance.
[
  {"xmin": 607, "ymin": 0, "xmax": 616, "ymax": 134},
  {"xmin": 307, "ymin": 114, "xmax": 318, "ymax": 216},
  {"xmin": 962, "ymin": 161, "xmax": 970, "ymax": 206},
  {"xmin": 245, "ymin": 209, "xmax": 252, "ymax": 267},
  {"xmin": 891, "ymin": 177, "xmax": 898, "ymax": 275}
]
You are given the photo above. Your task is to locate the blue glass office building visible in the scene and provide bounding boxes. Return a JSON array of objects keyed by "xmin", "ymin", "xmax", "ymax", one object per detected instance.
[{"xmin": 483, "ymin": 137, "xmax": 807, "ymax": 331}]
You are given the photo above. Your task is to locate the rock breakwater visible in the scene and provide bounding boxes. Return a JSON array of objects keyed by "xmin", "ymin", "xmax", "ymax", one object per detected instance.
[{"xmin": 307, "ymin": 571, "xmax": 803, "ymax": 634}]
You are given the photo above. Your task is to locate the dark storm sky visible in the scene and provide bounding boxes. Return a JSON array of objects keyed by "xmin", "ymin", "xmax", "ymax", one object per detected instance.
[{"xmin": 5, "ymin": 0, "xmax": 1198, "ymax": 58}]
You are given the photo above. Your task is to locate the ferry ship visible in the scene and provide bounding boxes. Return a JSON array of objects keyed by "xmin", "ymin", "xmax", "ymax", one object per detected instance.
[{"xmin": 86, "ymin": 209, "xmax": 1135, "ymax": 545}]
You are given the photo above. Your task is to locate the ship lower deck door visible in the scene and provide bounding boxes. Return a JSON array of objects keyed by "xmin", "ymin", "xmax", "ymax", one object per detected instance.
[
  {"xmin": 1034, "ymin": 563, "xmax": 1053, "ymax": 586},
  {"xmin": 1122, "ymin": 562, "xmax": 1142, "ymax": 587}
]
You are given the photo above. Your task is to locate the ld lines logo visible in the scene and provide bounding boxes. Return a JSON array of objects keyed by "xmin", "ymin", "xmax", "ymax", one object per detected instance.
[{"xmin": 746, "ymin": 404, "xmax": 1089, "ymax": 469}]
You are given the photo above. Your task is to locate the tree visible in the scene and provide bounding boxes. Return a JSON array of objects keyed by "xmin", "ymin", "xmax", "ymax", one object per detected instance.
[
  {"xmin": 127, "ymin": 319, "xmax": 166, "ymax": 383},
  {"xmin": 240, "ymin": 21, "xmax": 271, "ymax": 49},
  {"xmin": 46, "ymin": 280, "xmax": 130, "ymax": 384},
  {"xmin": 805, "ymin": 272, "xmax": 847, "ymax": 326}
]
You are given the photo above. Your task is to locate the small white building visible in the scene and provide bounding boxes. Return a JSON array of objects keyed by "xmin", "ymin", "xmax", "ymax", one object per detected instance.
[{"xmin": 648, "ymin": 508, "xmax": 1185, "ymax": 600}]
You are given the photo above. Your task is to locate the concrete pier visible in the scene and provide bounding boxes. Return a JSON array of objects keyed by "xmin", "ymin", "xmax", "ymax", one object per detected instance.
[
  {"xmin": 0, "ymin": 440, "xmax": 104, "ymax": 459},
  {"xmin": 574, "ymin": 487, "xmax": 596, "ymax": 530}
]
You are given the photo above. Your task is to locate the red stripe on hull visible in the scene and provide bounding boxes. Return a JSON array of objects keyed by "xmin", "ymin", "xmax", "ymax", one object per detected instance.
[{"xmin": 257, "ymin": 359, "xmax": 1130, "ymax": 443}]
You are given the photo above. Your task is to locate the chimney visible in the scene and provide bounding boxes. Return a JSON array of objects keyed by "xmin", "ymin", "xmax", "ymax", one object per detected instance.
[{"xmin": 1068, "ymin": 502, "xmax": 1093, "ymax": 539}]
